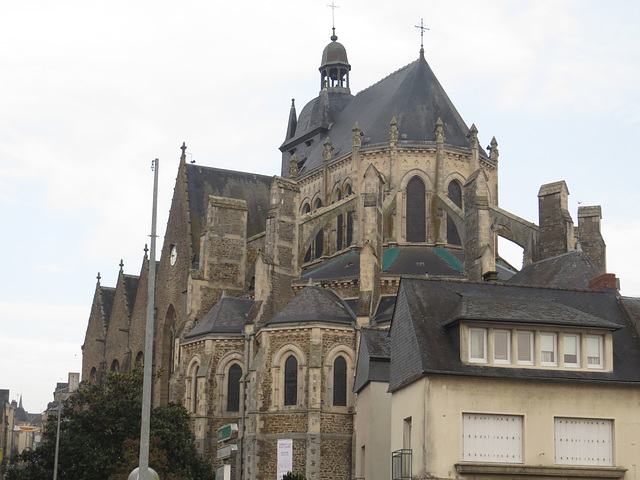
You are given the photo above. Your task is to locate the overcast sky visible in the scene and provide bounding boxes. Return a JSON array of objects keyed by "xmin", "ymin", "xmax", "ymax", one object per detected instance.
[{"xmin": 1, "ymin": 0, "xmax": 638, "ymax": 412}]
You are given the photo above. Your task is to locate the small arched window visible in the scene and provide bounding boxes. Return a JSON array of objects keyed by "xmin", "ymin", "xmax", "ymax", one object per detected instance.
[
  {"xmin": 333, "ymin": 356, "xmax": 347, "ymax": 406},
  {"xmin": 447, "ymin": 180, "xmax": 462, "ymax": 246},
  {"xmin": 227, "ymin": 364, "xmax": 242, "ymax": 412},
  {"xmin": 406, "ymin": 177, "xmax": 426, "ymax": 242},
  {"xmin": 110, "ymin": 360, "xmax": 120, "ymax": 373},
  {"xmin": 135, "ymin": 351, "xmax": 144, "ymax": 365},
  {"xmin": 284, "ymin": 355, "xmax": 298, "ymax": 406},
  {"xmin": 90, "ymin": 367, "xmax": 97, "ymax": 382}
]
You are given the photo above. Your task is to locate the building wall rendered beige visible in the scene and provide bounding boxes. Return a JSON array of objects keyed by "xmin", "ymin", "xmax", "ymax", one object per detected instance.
[
  {"xmin": 392, "ymin": 376, "xmax": 640, "ymax": 479},
  {"xmin": 354, "ymin": 381, "xmax": 392, "ymax": 480}
]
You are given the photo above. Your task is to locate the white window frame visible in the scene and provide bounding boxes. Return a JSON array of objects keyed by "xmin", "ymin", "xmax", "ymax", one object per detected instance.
[
  {"xmin": 493, "ymin": 329, "xmax": 511, "ymax": 364},
  {"xmin": 554, "ymin": 417, "xmax": 613, "ymax": 466},
  {"xmin": 540, "ymin": 332, "xmax": 557, "ymax": 366},
  {"xmin": 516, "ymin": 330, "xmax": 534, "ymax": 365},
  {"xmin": 586, "ymin": 335, "xmax": 604, "ymax": 369},
  {"xmin": 563, "ymin": 334, "xmax": 580, "ymax": 368},
  {"xmin": 469, "ymin": 328, "xmax": 487, "ymax": 363}
]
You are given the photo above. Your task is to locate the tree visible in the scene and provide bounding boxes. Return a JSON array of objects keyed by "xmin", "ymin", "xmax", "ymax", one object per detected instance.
[
  {"xmin": 5, "ymin": 367, "xmax": 215, "ymax": 480},
  {"xmin": 282, "ymin": 472, "xmax": 307, "ymax": 480}
]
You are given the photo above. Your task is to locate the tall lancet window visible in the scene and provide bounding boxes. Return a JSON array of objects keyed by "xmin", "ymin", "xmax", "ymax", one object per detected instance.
[
  {"xmin": 333, "ymin": 356, "xmax": 347, "ymax": 406},
  {"xmin": 447, "ymin": 180, "xmax": 462, "ymax": 246},
  {"xmin": 406, "ymin": 177, "xmax": 426, "ymax": 243},
  {"xmin": 284, "ymin": 355, "xmax": 298, "ymax": 406},
  {"xmin": 227, "ymin": 364, "xmax": 242, "ymax": 412}
]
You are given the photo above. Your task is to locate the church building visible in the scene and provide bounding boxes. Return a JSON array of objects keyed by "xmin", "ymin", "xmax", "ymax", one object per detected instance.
[{"xmin": 82, "ymin": 26, "xmax": 640, "ymax": 480}]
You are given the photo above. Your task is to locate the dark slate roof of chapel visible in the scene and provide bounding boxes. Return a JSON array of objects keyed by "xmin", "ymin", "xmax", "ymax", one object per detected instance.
[
  {"xmin": 185, "ymin": 164, "xmax": 272, "ymax": 268},
  {"xmin": 123, "ymin": 274, "xmax": 140, "ymax": 316},
  {"xmin": 186, "ymin": 296, "xmax": 253, "ymax": 338},
  {"xmin": 300, "ymin": 246, "xmax": 517, "ymax": 282},
  {"xmin": 286, "ymin": 55, "xmax": 487, "ymax": 178},
  {"xmin": 267, "ymin": 285, "xmax": 356, "ymax": 325},
  {"xmin": 389, "ymin": 278, "xmax": 640, "ymax": 392},
  {"xmin": 507, "ymin": 249, "xmax": 601, "ymax": 289},
  {"xmin": 621, "ymin": 297, "xmax": 640, "ymax": 326},
  {"xmin": 354, "ymin": 328, "xmax": 391, "ymax": 393},
  {"xmin": 100, "ymin": 286, "xmax": 116, "ymax": 327}
]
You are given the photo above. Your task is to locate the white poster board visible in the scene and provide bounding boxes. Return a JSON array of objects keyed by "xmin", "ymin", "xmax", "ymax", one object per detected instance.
[{"xmin": 277, "ymin": 439, "xmax": 293, "ymax": 480}]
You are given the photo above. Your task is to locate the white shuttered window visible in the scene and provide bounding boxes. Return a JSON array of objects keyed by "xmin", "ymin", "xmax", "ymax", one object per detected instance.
[
  {"xmin": 555, "ymin": 417, "xmax": 613, "ymax": 466},
  {"xmin": 462, "ymin": 413, "xmax": 523, "ymax": 463}
]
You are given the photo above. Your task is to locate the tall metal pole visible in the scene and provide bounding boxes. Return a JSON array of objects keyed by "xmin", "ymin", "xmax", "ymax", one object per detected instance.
[
  {"xmin": 52, "ymin": 400, "xmax": 62, "ymax": 480},
  {"xmin": 139, "ymin": 158, "xmax": 159, "ymax": 480}
]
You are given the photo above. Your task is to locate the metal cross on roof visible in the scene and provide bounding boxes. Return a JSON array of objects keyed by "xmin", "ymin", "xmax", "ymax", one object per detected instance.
[
  {"xmin": 327, "ymin": 1, "xmax": 339, "ymax": 29},
  {"xmin": 415, "ymin": 18, "xmax": 430, "ymax": 51}
]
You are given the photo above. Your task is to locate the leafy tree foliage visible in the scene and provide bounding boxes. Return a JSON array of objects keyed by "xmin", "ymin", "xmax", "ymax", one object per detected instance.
[
  {"xmin": 5, "ymin": 368, "xmax": 215, "ymax": 480},
  {"xmin": 282, "ymin": 472, "xmax": 307, "ymax": 480}
]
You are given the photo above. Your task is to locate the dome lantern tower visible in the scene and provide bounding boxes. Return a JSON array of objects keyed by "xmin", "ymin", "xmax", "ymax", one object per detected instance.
[{"xmin": 320, "ymin": 28, "xmax": 351, "ymax": 93}]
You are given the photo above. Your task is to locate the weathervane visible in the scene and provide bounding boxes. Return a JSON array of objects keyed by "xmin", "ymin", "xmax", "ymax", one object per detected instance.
[
  {"xmin": 415, "ymin": 18, "xmax": 429, "ymax": 56},
  {"xmin": 327, "ymin": 1, "xmax": 339, "ymax": 40}
]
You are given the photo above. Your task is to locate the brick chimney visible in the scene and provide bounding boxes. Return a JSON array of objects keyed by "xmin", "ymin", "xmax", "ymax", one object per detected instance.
[{"xmin": 588, "ymin": 273, "xmax": 619, "ymax": 291}]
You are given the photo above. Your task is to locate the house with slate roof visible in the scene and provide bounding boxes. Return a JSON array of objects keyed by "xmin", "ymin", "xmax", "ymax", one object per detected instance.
[{"xmin": 81, "ymin": 26, "xmax": 638, "ymax": 480}]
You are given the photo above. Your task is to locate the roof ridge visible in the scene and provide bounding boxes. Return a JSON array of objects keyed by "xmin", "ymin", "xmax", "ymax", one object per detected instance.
[{"xmin": 354, "ymin": 59, "xmax": 418, "ymax": 97}]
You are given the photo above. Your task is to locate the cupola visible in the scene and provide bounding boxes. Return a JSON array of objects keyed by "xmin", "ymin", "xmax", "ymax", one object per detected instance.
[{"xmin": 320, "ymin": 28, "xmax": 351, "ymax": 92}]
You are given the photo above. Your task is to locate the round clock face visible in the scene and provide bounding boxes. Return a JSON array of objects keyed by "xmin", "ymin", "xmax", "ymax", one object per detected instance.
[{"xmin": 169, "ymin": 244, "xmax": 177, "ymax": 266}]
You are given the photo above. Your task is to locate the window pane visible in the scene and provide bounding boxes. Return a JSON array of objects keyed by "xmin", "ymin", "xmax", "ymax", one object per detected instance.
[
  {"xmin": 284, "ymin": 355, "xmax": 298, "ymax": 406},
  {"xmin": 469, "ymin": 329, "xmax": 486, "ymax": 362},
  {"xmin": 494, "ymin": 330, "xmax": 510, "ymax": 362},
  {"xmin": 587, "ymin": 336, "xmax": 603, "ymax": 368},
  {"xmin": 406, "ymin": 177, "xmax": 426, "ymax": 243},
  {"xmin": 564, "ymin": 335, "xmax": 579, "ymax": 366},
  {"xmin": 517, "ymin": 331, "xmax": 533, "ymax": 363},
  {"xmin": 333, "ymin": 356, "xmax": 347, "ymax": 406},
  {"xmin": 227, "ymin": 364, "xmax": 242, "ymax": 412},
  {"xmin": 541, "ymin": 333, "xmax": 556, "ymax": 364}
]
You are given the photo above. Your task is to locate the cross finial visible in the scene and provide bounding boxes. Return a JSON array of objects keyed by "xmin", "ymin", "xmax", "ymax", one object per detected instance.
[
  {"xmin": 144, "ymin": 244, "xmax": 149, "ymax": 257},
  {"xmin": 327, "ymin": 1, "xmax": 339, "ymax": 41},
  {"xmin": 97, "ymin": 272, "xmax": 101, "ymax": 282},
  {"xmin": 415, "ymin": 18, "xmax": 429, "ymax": 58},
  {"xmin": 119, "ymin": 259, "xmax": 124, "ymax": 271}
]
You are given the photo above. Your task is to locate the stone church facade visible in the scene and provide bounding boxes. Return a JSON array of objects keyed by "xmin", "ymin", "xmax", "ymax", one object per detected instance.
[{"xmin": 82, "ymin": 29, "xmax": 611, "ymax": 480}]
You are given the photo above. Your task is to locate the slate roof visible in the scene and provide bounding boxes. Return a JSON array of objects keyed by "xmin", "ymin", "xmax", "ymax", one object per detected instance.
[
  {"xmin": 284, "ymin": 55, "xmax": 489, "ymax": 178},
  {"xmin": 100, "ymin": 286, "xmax": 116, "ymax": 327},
  {"xmin": 267, "ymin": 285, "xmax": 356, "ymax": 325},
  {"xmin": 185, "ymin": 164, "xmax": 272, "ymax": 268},
  {"xmin": 185, "ymin": 297, "xmax": 253, "ymax": 338},
  {"xmin": 507, "ymin": 250, "xmax": 601, "ymax": 289},
  {"xmin": 354, "ymin": 328, "xmax": 391, "ymax": 393},
  {"xmin": 621, "ymin": 297, "xmax": 640, "ymax": 326},
  {"xmin": 123, "ymin": 274, "xmax": 140, "ymax": 316},
  {"xmin": 389, "ymin": 278, "xmax": 640, "ymax": 392}
]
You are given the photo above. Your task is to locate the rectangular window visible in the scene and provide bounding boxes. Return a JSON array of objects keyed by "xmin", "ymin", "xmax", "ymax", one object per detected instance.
[
  {"xmin": 462, "ymin": 413, "xmax": 523, "ymax": 463},
  {"xmin": 587, "ymin": 335, "xmax": 604, "ymax": 368},
  {"xmin": 517, "ymin": 331, "xmax": 534, "ymax": 365},
  {"xmin": 493, "ymin": 330, "xmax": 511, "ymax": 364},
  {"xmin": 540, "ymin": 333, "xmax": 557, "ymax": 366},
  {"xmin": 555, "ymin": 417, "xmax": 613, "ymax": 466},
  {"xmin": 469, "ymin": 329, "xmax": 487, "ymax": 363},
  {"xmin": 563, "ymin": 334, "xmax": 580, "ymax": 367}
]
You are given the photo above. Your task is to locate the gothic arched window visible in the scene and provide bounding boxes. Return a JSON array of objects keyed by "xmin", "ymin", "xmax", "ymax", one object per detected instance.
[
  {"xmin": 284, "ymin": 355, "xmax": 298, "ymax": 406},
  {"xmin": 135, "ymin": 351, "xmax": 144, "ymax": 365},
  {"xmin": 227, "ymin": 364, "xmax": 242, "ymax": 412},
  {"xmin": 314, "ymin": 199, "xmax": 324, "ymax": 259},
  {"xmin": 333, "ymin": 356, "xmax": 347, "ymax": 406},
  {"xmin": 406, "ymin": 177, "xmax": 426, "ymax": 242},
  {"xmin": 447, "ymin": 180, "xmax": 462, "ymax": 246},
  {"xmin": 90, "ymin": 367, "xmax": 97, "ymax": 382},
  {"xmin": 110, "ymin": 359, "xmax": 120, "ymax": 373},
  {"xmin": 345, "ymin": 185, "xmax": 353, "ymax": 247}
]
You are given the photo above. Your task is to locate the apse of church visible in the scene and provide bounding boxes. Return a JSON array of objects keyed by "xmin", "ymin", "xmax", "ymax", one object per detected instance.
[{"xmin": 82, "ymin": 25, "xmax": 608, "ymax": 480}]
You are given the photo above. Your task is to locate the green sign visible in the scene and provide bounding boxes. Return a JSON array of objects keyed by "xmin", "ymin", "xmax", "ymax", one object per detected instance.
[{"xmin": 217, "ymin": 423, "xmax": 238, "ymax": 443}]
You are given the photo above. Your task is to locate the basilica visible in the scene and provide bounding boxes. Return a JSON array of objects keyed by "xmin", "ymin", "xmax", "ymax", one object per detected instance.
[{"xmin": 82, "ymin": 27, "xmax": 640, "ymax": 480}]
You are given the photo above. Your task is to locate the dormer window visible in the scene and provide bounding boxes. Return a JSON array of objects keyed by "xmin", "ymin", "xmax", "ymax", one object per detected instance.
[{"xmin": 461, "ymin": 325, "xmax": 611, "ymax": 372}]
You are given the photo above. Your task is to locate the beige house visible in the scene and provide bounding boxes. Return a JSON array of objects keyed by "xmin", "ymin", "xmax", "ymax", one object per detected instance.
[{"xmin": 354, "ymin": 277, "xmax": 640, "ymax": 480}]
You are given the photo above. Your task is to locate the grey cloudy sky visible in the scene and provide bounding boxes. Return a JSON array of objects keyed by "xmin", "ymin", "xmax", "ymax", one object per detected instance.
[{"xmin": 1, "ymin": 0, "xmax": 638, "ymax": 412}]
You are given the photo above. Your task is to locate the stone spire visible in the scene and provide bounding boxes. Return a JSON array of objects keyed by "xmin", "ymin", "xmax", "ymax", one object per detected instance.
[{"xmin": 285, "ymin": 99, "xmax": 297, "ymax": 140}]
